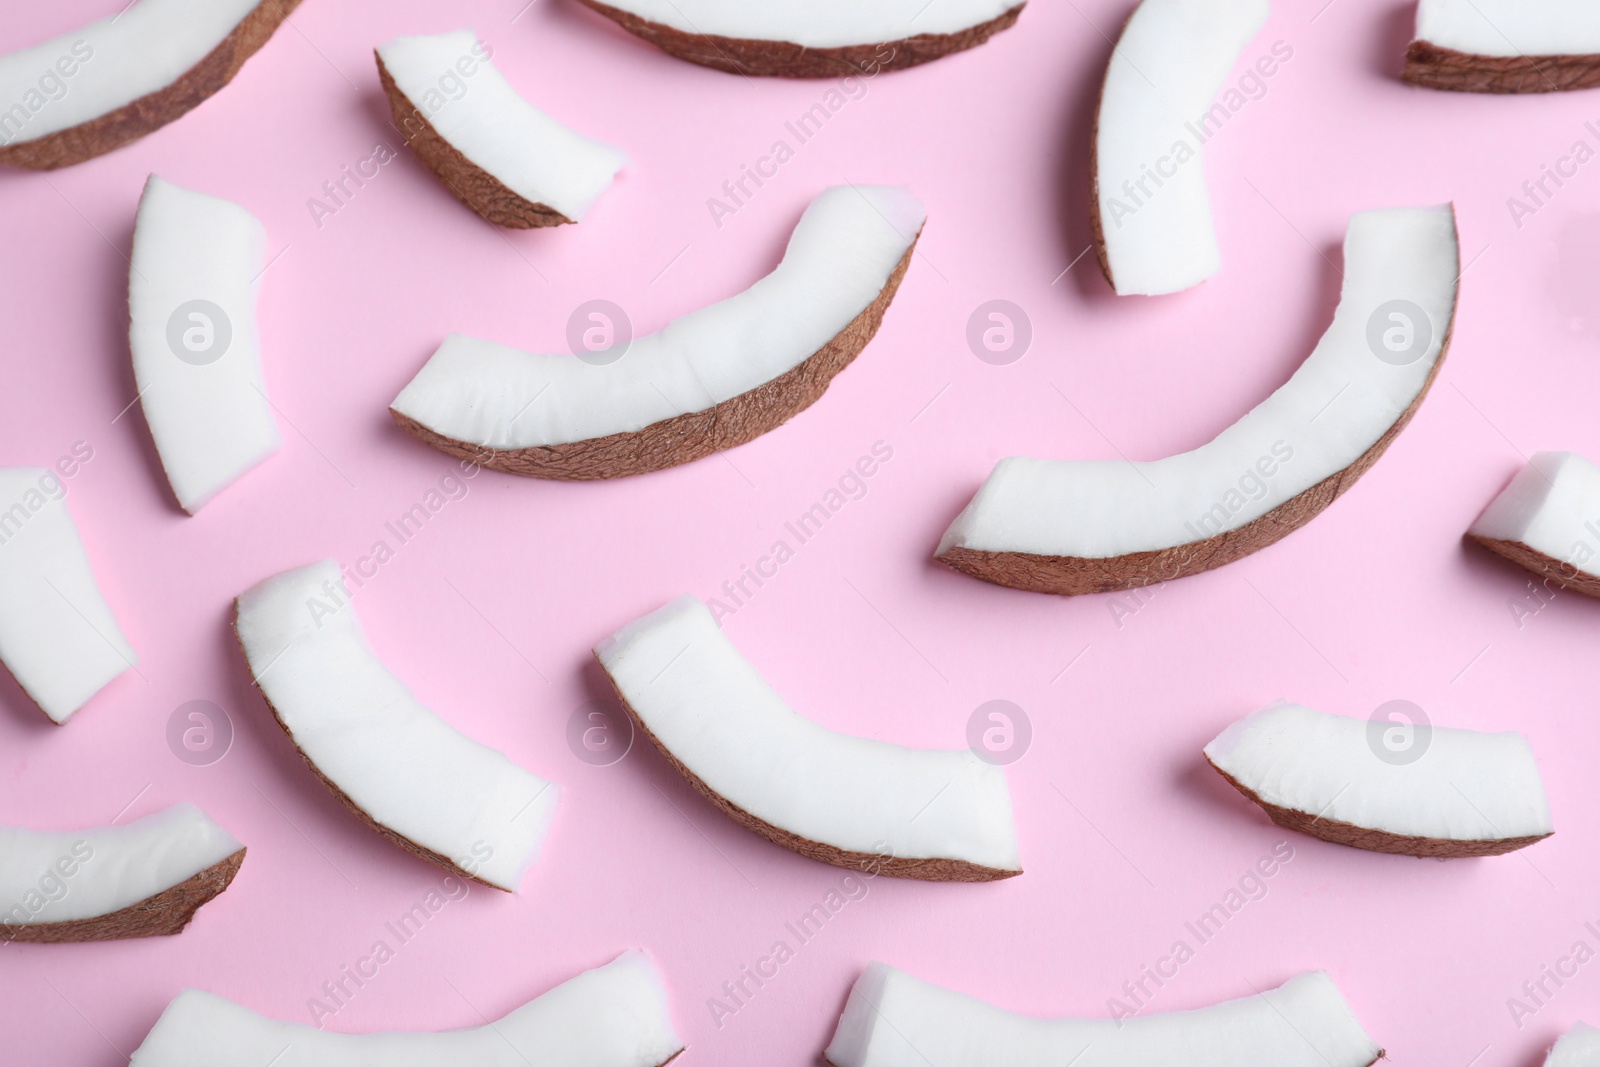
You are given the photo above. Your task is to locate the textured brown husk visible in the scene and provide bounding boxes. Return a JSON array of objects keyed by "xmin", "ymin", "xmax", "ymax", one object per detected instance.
[
  {"xmin": 1467, "ymin": 534, "xmax": 1600, "ymax": 598},
  {"xmin": 599, "ymin": 654, "xmax": 1019, "ymax": 882},
  {"xmin": 573, "ymin": 0, "xmax": 1023, "ymax": 78},
  {"xmin": 1403, "ymin": 41, "xmax": 1600, "ymax": 93},
  {"xmin": 1087, "ymin": 10, "xmax": 1137, "ymax": 291},
  {"xmin": 2, "ymin": 848, "xmax": 244, "ymax": 943},
  {"xmin": 231, "ymin": 607, "xmax": 509, "ymax": 892},
  {"xmin": 392, "ymin": 236, "xmax": 917, "ymax": 479},
  {"xmin": 375, "ymin": 52, "xmax": 573, "ymax": 229},
  {"xmin": 1208, "ymin": 758, "xmax": 1549, "ymax": 858},
  {"xmin": 938, "ymin": 215, "xmax": 1459, "ymax": 596},
  {"xmin": 0, "ymin": 0, "xmax": 303, "ymax": 170}
]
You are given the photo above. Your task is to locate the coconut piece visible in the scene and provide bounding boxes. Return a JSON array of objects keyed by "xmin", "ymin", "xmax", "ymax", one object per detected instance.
[
  {"xmin": 595, "ymin": 596, "xmax": 1020, "ymax": 881},
  {"xmin": 391, "ymin": 185, "xmax": 923, "ymax": 479},
  {"xmin": 0, "ymin": 467, "xmax": 136, "ymax": 722},
  {"xmin": 1547, "ymin": 1024, "xmax": 1600, "ymax": 1066},
  {"xmin": 233, "ymin": 560, "xmax": 560, "ymax": 892},
  {"xmin": 0, "ymin": 0, "xmax": 302, "ymax": 170},
  {"xmin": 130, "ymin": 949, "xmax": 684, "ymax": 1065},
  {"xmin": 129, "ymin": 175, "xmax": 281, "ymax": 514},
  {"xmin": 1205, "ymin": 703, "xmax": 1552, "ymax": 857},
  {"xmin": 376, "ymin": 31, "xmax": 628, "ymax": 228},
  {"xmin": 825, "ymin": 964, "xmax": 1380, "ymax": 1067},
  {"xmin": 1467, "ymin": 452, "xmax": 1600, "ymax": 596},
  {"xmin": 1404, "ymin": 0, "xmax": 1600, "ymax": 93},
  {"xmin": 0, "ymin": 804, "xmax": 243, "ymax": 943},
  {"xmin": 571, "ymin": 0, "xmax": 1023, "ymax": 78},
  {"xmin": 938, "ymin": 205, "xmax": 1459, "ymax": 595},
  {"xmin": 1091, "ymin": 0, "xmax": 1269, "ymax": 295}
]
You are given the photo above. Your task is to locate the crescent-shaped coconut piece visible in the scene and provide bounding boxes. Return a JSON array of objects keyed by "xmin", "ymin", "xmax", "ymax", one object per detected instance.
[
  {"xmin": 595, "ymin": 596, "xmax": 1020, "ymax": 882},
  {"xmin": 130, "ymin": 175, "xmax": 281, "ymax": 514},
  {"xmin": 1546, "ymin": 1024, "xmax": 1600, "ymax": 1066},
  {"xmin": 391, "ymin": 185, "xmax": 923, "ymax": 480},
  {"xmin": 234, "ymin": 560, "xmax": 560, "ymax": 891},
  {"xmin": 1205, "ymin": 703, "xmax": 1553, "ymax": 858},
  {"xmin": 1091, "ymin": 0, "xmax": 1269, "ymax": 295},
  {"xmin": 938, "ymin": 204, "xmax": 1459, "ymax": 595},
  {"xmin": 1, "ymin": 804, "xmax": 243, "ymax": 943},
  {"xmin": 376, "ymin": 31, "xmax": 629, "ymax": 228},
  {"xmin": 1467, "ymin": 452, "xmax": 1600, "ymax": 597},
  {"xmin": 0, "ymin": 0, "xmax": 301, "ymax": 170},
  {"xmin": 571, "ymin": 0, "xmax": 1024, "ymax": 78},
  {"xmin": 129, "ymin": 949, "xmax": 684, "ymax": 1066},
  {"xmin": 0, "ymin": 467, "xmax": 136, "ymax": 722},
  {"xmin": 825, "ymin": 964, "xmax": 1381, "ymax": 1067},
  {"xmin": 1404, "ymin": 0, "xmax": 1600, "ymax": 93}
]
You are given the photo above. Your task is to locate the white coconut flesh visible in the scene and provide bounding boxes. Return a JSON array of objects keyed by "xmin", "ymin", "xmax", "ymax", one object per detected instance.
[
  {"xmin": 390, "ymin": 185, "xmax": 925, "ymax": 451},
  {"xmin": 939, "ymin": 205, "xmax": 1458, "ymax": 562},
  {"xmin": 234, "ymin": 560, "xmax": 560, "ymax": 891},
  {"xmin": 1470, "ymin": 452, "xmax": 1600, "ymax": 578},
  {"xmin": 0, "ymin": 468, "xmax": 136, "ymax": 723},
  {"xmin": 1547, "ymin": 1023, "xmax": 1600, "ymax": 1066},
  {"xmin": 1205, "ymin": 703, "xmax": 1552, "ymax": 844},
  {"xmin": 1094, "ymin": 0, "xmax": 1269, "ymax": 296},
  {"xmin": 0, "ymin": 0, "xmax": 262, "ymax": 149},
  {"xmin": 577, "ymin": 0, "xmax": 1020, "ymax": 49},
  {"xmin": 595, "ymin": 596, "xmax": 1020, "ymax": 873},
  {"xmin": 825, "ymin": 964, "xmax": 1380, "ymax": 1067},
  {"xmin": 377, "ymin": 31, "xmax": 629, "ymax": 222},
  {"xmin": 129, "ymin": 949, "xmax": 683, "ymax": 1066},
  {"xmin": 1415, "ymin": 0, "xmax": 1600, "ymax": 57},
  {"xmin": 130, "ymin": 176, "xmax": 281, "ymax": 514},
  {"xmin": 0, "ymin": 804, "xmax": 239, "ymax": 928}
]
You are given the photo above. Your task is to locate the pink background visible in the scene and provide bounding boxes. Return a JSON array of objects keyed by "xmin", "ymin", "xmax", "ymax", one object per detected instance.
[{"xmin": 2, "ymin": 0, "xmax": 1597, "ymax": 1063}]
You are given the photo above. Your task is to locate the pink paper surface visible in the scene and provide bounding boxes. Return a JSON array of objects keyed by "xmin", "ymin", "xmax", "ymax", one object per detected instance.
[{"xmin": 1, "ymin": 1, "xmax": 1595, "ymax": 1063}]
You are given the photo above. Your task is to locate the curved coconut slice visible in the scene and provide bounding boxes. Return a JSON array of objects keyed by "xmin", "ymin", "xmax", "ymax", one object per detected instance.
[
  {"xmin": 234, "ymin": 560, "xmax": 560, "ymax": 891},
  {"xmin": 595, "ymin": 596, "xmax": 1020, "ymax": 881},
  {"xmin": 376, "ymin": 31, "xmax": 629, "ymax": 228},
  {"xmin": 1205, "ymin": 703, "xmax": 1552, "ymax": 857},
  {"xmin": 130, "ymin": 949, "xmax": 683, "ymax": 1065},
  {"xmin": 825, "ymin": 963, "xmax": 1380, "ymax": 1067},
  {"xmin": 1092, "ymin": 0, "xmax": 1269, "ymax": 295},
  {"xmin": 1405, "ymin": 0, "xmax": 1600, "ymax": 93},
  {"xmin": 130, "ymin": 175, "xmax": 280, "ymax": 514},
  {"xmin": 572, "ymin": 0, "xmax": 1023, "ymax": 78},
  {"xmin": 392, "ymin": 185, "xmax": 923, "ymax": 479},
  {"xmin": 0, "ymin": 0, "xmax": 302, "ymax": 170},
  {"xmin": 1547, "ymin": 1024, "xmax": 1600, "ymax": 1066},
  {"xmin": 1, "ymin": 804, "xmax": 243, "ymax": 943},
  {"xmin": 939, "ymin": 205, "xmax": 1459, "ymax": 595},
  {"xmin": 0, "ymin": 468, "xmax": 136, "ymax": 722},
  {"xmin": 1468, "ymin": 452, "xmax": 1600, "ymax": 597}
]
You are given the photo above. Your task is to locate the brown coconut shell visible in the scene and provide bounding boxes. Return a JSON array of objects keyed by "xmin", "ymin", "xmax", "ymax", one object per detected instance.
[
  {"xmin": 938, "ymin": 211, "xmax": 1459, "ymax": 596},
  {"xmin": 231, "ymin": 608, "xmax": 509, "ymax": 892},
  {"xmin": 392, "ymin": 235, "xmax": 918, "ymax": 479},
  {"xmin": 1403, "ymin": 41, "xmax": 1600, "ymax": 93},
  {"xmin": 572, "ymin": 0, "xmax": 1023, "ymax": 78},
  {"xmin": 1208, "ymin": 758, "xmax": 1550, "ymax": 858},
  {"xmin": 1466, "ymin": 534, "xmax": 1600, "ymax": 598},
  {"xmin": 1087, "ymin": 10, "xmax": 1137, "ymax": 292},
  {"xmin": 2, "ymin": 848, "xmax": 244, "ymax": 943},
  {"xmin": 0, "ymin": 0, "xmax": 303, "ymax": 171},
  {"xmin": 598, "ymin": 654, "xmax": 1019, "ymax": 883},
  {"xmin": 375, "ymin": 52, "xmax": 573, "ymax": 229}
]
